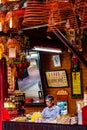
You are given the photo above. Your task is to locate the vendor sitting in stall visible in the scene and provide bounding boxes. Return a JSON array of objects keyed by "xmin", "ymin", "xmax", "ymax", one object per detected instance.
[{"xmin": 42, "ymin": 95, "xmax": 61, "ymax": 119}]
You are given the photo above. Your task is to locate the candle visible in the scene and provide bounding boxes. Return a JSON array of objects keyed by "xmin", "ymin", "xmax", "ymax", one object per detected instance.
[
  {"xmin": 9, "ymin": 17, "xmax": 12, "ymax": 28},
  {"xmin": 0, "ymin": 22, "xmax": 2, "ymax": 32}
]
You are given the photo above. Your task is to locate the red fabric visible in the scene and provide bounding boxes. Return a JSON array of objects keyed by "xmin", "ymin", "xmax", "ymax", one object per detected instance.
[
  {"xmin": 82, "ymin": 106, "xmax": 87, "ymax": 125},
  {"xmin": 3, "ymin": 108, "xmax": 10, "ymax": 121}
]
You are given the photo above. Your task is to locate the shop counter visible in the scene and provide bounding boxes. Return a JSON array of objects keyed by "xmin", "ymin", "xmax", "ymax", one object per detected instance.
[{"xmin": 3, "ymin": 121, "xmax": 87, "ymax": 130}]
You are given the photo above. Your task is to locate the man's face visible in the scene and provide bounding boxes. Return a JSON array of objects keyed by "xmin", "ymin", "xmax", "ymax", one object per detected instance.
[{"xmin": 45, "ymin": 99, "xmax": 53, "ymax": 107}]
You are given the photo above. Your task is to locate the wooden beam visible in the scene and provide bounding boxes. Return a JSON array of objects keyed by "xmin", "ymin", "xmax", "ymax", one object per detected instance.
[{"xmin": 52, "ymin": 26, "xmax": 87, "ymax": 67}]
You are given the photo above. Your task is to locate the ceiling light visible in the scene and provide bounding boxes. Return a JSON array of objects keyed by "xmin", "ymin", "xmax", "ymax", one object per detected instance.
[{"xmin": 32, "ymin": 47, "xmax": 62, "ymax": 53}]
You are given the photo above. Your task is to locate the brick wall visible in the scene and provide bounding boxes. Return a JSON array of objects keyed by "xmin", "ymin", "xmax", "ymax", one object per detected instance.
[{"xmin": 25, "ymin": 51, "xmax": 87, "ymax": 115}]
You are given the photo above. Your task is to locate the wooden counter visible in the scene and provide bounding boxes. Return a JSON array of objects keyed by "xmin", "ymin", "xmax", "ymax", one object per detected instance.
[{"xmin": 3, "ymin": 121, "xmax": 87, "ymax": 130}]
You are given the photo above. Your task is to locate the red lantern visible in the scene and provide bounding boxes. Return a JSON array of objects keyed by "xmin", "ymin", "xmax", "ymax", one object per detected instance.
[{"xmin": 14, "ymin": 8, "xmax": 25, "ymax": 18}]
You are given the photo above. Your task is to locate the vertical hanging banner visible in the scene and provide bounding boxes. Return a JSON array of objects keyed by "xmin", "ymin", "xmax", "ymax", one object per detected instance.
[{"xmin": 71, "ymin": 69, "xmax": 83, "ymax": 98}]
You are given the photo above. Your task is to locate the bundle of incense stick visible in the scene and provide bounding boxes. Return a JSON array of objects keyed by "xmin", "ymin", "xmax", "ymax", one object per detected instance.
[
  {"xmin": 47, "ymin": 0, "xmax": 78, "ymax": 32},
  {"xmin": 22, "ymin": 1, "xmax": 49, "ymax": 27},
  {"xmin": 74, "ymin": 0, "xmax": 87, "ymax": 29}
]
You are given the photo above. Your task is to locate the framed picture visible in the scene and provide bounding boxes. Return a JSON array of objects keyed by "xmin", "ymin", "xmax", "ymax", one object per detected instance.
[
  {"xmin": 57, "ymin": 100, "xmax": 68, "ymax": 115},
  {"xmin": 53, "ymin": 55, "xmax": 61, "ymax": 67},
  {"xmin": 45, "ymin": 70, "xmax": 68, "ymax": 88},
  {"xmin": 71, "ymin": 69, "xmax": 83, "ymax": 98}
]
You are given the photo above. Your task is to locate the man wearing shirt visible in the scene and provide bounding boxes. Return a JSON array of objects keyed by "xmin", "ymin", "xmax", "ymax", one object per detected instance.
[{"xmin": 42, "ymin": 95, "xmax": 61, "ymax": 119}]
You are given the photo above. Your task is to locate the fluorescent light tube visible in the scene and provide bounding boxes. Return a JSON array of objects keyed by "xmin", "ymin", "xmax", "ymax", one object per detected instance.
[{"xmin": 32, "ymin": 47, "xmax": 62, "ymax": 53}]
